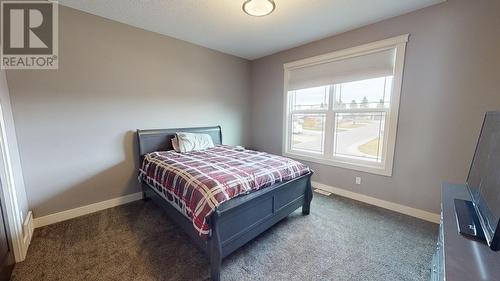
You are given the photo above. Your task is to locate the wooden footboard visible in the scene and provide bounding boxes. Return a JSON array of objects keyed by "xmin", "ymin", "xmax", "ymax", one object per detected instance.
[
  {"xmin": 208, "ymin": 172, "xmax": 313, "ymax": 280},
  {"xmin": 142, "ymin": 172, "xmax": 313, "ymax": 281},
  {"xmin": 214, "ymin": 173, "xmax": 312, "ymax": 256}
]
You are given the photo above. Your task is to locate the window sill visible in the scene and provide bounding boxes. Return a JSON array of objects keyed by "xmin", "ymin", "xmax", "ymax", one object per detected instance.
[{"xmin": 283, "ymin": 151, "xmax": 393, "ymax": 177}]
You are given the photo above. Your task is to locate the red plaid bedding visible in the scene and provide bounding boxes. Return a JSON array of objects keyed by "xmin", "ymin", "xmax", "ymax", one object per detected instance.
[{"xmin": 139, "ymin": 145, "xmax": 311, "ymax": 239}]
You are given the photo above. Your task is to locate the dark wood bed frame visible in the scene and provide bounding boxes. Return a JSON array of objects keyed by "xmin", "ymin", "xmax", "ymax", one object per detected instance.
[{"xmin": 137, "ymin": 126, "xmax": 313, "ymax": 281}]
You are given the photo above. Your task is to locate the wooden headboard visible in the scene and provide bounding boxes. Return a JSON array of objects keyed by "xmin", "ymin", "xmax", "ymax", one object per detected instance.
[{"xmin": 136, "ymin": 126, "xmax": 222, "ymax": 159}]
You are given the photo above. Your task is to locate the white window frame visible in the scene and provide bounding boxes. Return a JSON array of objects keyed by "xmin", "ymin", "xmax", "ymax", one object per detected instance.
[{"xmin": 282, "ymin": 34, "xmax": 409, "ymax": 176}]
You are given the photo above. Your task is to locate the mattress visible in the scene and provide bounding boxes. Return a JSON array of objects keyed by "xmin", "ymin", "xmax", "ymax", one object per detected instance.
[{"xmin": 138, "ymin": 145, "xmax": 311, "ymax": 238}]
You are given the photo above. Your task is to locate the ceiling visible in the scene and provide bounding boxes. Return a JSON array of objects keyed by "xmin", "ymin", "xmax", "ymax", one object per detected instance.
[{"xmin": 58, "ymin": 0, "xmax": 445, "ymax": 60}]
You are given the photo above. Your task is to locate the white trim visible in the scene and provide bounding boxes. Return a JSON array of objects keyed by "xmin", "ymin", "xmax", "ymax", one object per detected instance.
[
  {"xmin": 284, "ymin": 34, "xmax": 409, "ymax": 69},
  {"xmin": 312, "ymin": 181, "xmax": 440, "ymax": 223},
  {"xmin": 0, "ymin": 96, "xmax": 26, "ymax": 261},
  {"xmin": 282, "ymin": 34, "xmax": 409, "ymax": 176},
  {"xmin": 22, "ymin": 211, "xmax": 33, "ymax": 249},
  {"xmin": 33, "ymin": 192, "xmax": 143, "ymax": 228},
  {"xmin": 383, "ymin": 40, "xmax": 407, "ymax": 177},
  {"xmin": 285, "ymin": 152, "xmax": 392, "ymax": 176}
]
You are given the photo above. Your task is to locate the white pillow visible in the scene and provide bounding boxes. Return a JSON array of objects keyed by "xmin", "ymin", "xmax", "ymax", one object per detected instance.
[
  {"xmin": 175, "ymin": 132, "xmax": 215, "ymax": 153},
  {"xmin": 171, "ymin": 136, "xmax": 181, "ymax": 152}
]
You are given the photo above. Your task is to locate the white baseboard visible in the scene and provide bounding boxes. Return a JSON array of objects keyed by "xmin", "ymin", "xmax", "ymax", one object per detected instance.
[
  {"xmin": 22, "ymin": 211, "xmax": 33, "ymax": 253},
  {"xmin": 31, "ymin": 183, "xmax": 439, "ymax": 228},
  {"xmin": 33, "ymin": 192, "xmax": 143, "ymax": 228},
  {"xmin": 312, "ymin": 181, "xmax": 440, "ymax": 224}
]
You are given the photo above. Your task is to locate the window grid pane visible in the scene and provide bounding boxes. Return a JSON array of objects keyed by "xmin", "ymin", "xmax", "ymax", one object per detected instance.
[
  {"xmin": 289, "ymin": 86, "xmax": 329, "ymax": 111},
  {"xmin": 333, "ymin": 112, "xmax": 386, "ymax": 162},
  {"xmin": 333, "ymin": 76, "xmax": 393, "ymax": 110},
  {"xmin": 291, "ymin": 113, "xmax": 326, "ymax": 154}
]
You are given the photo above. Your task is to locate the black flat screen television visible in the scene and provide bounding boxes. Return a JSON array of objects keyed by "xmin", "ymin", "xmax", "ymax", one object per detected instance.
[{"xmin": 466, "ymin": 111, "xmax": 500, "ymax": 251}]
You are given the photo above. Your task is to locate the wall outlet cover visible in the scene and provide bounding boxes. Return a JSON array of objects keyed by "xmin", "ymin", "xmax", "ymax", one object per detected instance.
[{"xmin": 355, "ymin": 177, "xmax": 361, "ymax": 185}]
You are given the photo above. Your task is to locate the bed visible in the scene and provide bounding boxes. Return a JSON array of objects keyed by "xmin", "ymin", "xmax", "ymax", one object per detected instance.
[{"xmin": 137, "ymin": 126, "xmax": 313, "ymax": 281}]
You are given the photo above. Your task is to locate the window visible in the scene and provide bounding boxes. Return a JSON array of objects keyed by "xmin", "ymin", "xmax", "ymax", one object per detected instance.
[{"xmin": 283, "ymin": 35, "xmax": 408, "ymax": 176}]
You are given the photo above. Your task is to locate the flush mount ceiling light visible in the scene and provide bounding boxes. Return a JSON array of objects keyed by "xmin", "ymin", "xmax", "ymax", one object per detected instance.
[{"xmin": 242, "ymin": 0, "xmax": 276, "ymax": 17}]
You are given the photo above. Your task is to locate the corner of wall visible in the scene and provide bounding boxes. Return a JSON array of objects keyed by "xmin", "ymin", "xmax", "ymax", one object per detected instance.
[{"xmin": 0, "ymin": 69, "xmax": 31, "ymax": 262}]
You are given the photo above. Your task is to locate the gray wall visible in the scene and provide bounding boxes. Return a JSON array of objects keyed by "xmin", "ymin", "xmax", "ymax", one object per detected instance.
[
  {"xmin": 6, "ymin": 7, "xmax": 251, "ymax": 217},
  {"xmin": 6, "ymin": 0, "xmax": 500, "ymax": 218},
  {"xmin": 250, "ymin": 0, "xmax": 500, "ymax": 213}
]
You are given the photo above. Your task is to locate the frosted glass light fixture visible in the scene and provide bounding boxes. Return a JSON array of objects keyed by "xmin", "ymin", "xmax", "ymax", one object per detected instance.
[{"xmin": 242, "ymin": 0, "xmax": 275, "ymax": 17}]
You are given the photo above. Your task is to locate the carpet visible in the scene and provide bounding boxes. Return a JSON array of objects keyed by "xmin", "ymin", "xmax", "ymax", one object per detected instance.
[{"xmin": 12, "ymin": 193, "xmax": 437, "ymax": 281}]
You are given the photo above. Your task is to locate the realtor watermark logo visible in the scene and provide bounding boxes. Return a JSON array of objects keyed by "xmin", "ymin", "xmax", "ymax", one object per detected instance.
[{"xmin": 1, "ymin": 1, "xmax": 58, "ymax": 69}]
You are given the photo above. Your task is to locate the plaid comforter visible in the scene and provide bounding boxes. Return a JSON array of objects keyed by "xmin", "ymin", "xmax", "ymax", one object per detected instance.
[{"xmin": 139, "ymin": 145, "xmax": 311, "ymax": 239}]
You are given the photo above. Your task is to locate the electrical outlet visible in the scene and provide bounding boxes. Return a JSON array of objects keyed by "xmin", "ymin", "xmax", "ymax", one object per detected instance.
[{"xmin": 355, "ymin": 177, "xmax": 361, "ymax": 185}]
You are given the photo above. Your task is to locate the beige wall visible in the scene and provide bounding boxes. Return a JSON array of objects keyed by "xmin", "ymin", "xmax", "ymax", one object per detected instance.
[
  {"xmin": 250, "ymin": 0, "xmax": 500, "ymax": 213},
  {"xmin": 6, "ymin": 7, "xmax": 251, "ymax": 217}
]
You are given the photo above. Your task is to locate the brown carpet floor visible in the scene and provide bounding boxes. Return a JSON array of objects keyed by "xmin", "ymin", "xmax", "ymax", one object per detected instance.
[{"xmin": 12, "ymin": 193, "xmax": 437, "ymax": 281}]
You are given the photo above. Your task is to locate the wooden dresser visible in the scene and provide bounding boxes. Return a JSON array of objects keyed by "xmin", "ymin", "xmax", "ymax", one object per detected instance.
[{"xmin": 431, "ymin": 183, "xmax": 500, "ymax": 281}]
